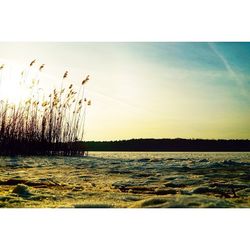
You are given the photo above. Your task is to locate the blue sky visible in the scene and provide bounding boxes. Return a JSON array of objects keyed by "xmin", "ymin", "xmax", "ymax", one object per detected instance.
[{"xmin": 0, "ymin": 42, "xmax": 249, "ymax": 140}]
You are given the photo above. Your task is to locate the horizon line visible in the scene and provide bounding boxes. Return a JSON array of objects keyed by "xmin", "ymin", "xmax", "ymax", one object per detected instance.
[{"xmin": 83, "ymin": 138, "xmax": 250, "ymax": 142}]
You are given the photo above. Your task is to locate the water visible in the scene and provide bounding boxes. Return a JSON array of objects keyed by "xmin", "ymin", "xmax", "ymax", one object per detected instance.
[{"xmin": 0, "ymin": 152, "xmax": 249, "ymax": 208}]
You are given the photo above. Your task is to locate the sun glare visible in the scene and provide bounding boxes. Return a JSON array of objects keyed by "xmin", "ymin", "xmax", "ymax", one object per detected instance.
[{"xmin": 0, "ymin": 64, "xmax": 40, "ymax": 105}]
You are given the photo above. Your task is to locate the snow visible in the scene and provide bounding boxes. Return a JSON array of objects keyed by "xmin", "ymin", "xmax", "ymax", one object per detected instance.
[{"xmin": 0, "ymin": 152, "xmax": 249, "ymax": 208}]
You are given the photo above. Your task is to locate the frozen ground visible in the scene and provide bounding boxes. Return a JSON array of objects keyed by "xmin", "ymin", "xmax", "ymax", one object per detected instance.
[{"xmin": 0, "ymin": 152, "xmax": 250, "ymax": 208}]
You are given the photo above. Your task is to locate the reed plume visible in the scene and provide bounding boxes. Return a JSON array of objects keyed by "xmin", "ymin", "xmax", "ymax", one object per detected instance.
[{"xmin": 0, "ymin": 61, "xmax": 91, "ymax": 156}]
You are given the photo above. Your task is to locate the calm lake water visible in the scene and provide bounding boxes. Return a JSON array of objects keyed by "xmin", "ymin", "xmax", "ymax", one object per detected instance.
[{"xmin": 0, "ymin": 152, "xmax": 250, "ymax": 208}]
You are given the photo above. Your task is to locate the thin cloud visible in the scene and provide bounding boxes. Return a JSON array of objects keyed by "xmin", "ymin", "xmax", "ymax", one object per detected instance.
[
  {"xmin": 88, "ymin": 88, "xmax": 156, "ymax": 116},
  {"xmin": 208, "ymin": 42, "xmax": 247, "ymax": 96}
]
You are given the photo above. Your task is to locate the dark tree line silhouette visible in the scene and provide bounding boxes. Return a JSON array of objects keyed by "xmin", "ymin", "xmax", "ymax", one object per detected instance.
[{"xmin": 83, "ymin": 139, "xmax": 250, "ymax": 152}]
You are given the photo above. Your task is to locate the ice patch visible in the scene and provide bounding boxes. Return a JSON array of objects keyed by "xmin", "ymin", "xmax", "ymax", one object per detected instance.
[
  {"xmin": 198, "ymin": 159, "xmax": 209, "ymax": 163},
  {"xmin": 12, "ymin": 184, "xmax": 32, "ymax": 197},
  {"xmin": 135, "ymin": 198, "xmax": 168, "ymax": 207},
  {"xmin": 137, "ymin": 158, "xmax": 151, "ymax": 162},
  {"xmin": 74, "ymin": 203, "xmax": 113, "ymax": 208}
]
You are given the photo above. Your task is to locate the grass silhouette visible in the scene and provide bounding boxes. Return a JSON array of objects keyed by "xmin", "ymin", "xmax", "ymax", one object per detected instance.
[{"xmin": 0, "ymin": 60, "xmax": 90, "ymax": 156}]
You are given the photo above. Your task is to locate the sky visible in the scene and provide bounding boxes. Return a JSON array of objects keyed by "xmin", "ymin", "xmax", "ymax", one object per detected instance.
[{"xmin": 0, "ymin": 42, "xmax": 249, "ymax": 140}]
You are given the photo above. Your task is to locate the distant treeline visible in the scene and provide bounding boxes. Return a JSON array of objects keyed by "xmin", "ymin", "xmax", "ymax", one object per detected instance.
[{"xmin": 82, "ymin": 139, "xmax": 250, "ymax": 152}]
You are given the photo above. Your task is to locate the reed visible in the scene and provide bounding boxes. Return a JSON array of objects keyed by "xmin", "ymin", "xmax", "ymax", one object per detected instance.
[{"xmin": 0, "ymin": 60, "xmax": 91, "ymax": 156}]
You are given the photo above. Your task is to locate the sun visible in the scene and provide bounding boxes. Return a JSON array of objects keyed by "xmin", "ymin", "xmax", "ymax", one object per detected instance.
[{"xmin": 0, "ymin": 64, "xmax": 34, "ymax": 105}]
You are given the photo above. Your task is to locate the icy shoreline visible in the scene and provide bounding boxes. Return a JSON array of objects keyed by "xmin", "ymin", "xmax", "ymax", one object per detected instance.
[{"xmin": 0, "ymin": 152, "xmax": 250, "ymax": 208}]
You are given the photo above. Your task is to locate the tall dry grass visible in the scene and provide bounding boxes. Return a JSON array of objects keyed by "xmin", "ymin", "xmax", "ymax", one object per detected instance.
[{"xmin": 0, "ymin": 60, "xmax": 91, "ymax": 156}]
